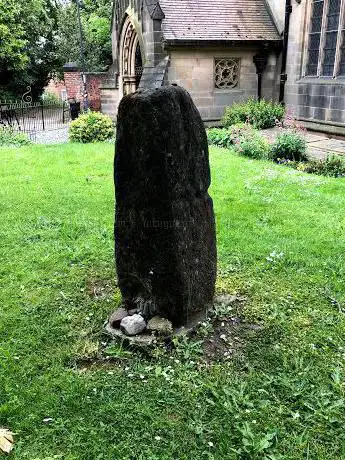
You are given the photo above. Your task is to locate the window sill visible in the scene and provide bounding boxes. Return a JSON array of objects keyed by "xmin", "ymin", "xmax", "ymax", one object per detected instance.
[
  {"xmin": 298, "ymin": 77, "xmax": 345, "ymax": 85},
  {"xmin": 213, "ymin": 88, "xmax": 244, "ymax": 94}
]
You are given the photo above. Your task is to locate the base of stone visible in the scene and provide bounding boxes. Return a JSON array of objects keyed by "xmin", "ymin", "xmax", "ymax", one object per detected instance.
[
  {"xmin": 104, "ymin": 309, "xmax": 210, "ymax": 350},
  {"xmin": 104, "ymin": 295, "xmax": 246, "ymax": 353},
  {"xmin": 104, "ymin": 323, "xmax": 157, "ymax": 347}
]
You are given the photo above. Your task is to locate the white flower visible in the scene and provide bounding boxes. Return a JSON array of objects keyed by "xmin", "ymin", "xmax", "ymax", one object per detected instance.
[
  {"xmin": 207, "ymin": 441, "xmax": 214, "ymax": 448},
  {"xmin": 155, "ymin": 436, "xmax": 161, "ymax": 441}
]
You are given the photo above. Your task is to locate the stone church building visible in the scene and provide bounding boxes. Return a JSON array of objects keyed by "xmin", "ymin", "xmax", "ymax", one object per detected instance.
[{"xmin": 100, "ymin": 0, "xmax": 345, "ymax": 135}]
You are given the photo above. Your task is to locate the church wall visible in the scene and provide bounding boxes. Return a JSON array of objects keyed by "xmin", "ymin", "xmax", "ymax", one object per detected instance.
[
  {"xmin": 167, "ymin": 48, "xmax": 279, "ymax": 122},
  {"xmin": 283, "ymin": 0, "xmax": 345, "ymax": 134}
]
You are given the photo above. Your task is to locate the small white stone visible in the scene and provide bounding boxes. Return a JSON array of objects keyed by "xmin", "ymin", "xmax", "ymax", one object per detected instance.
[
  {"xmin": 120, "ymin": 314, "xmax": 146, "ymax": 336},
  {"xmin": 43, "ymin": 417, "xmax": 53, "ymax": 424}
]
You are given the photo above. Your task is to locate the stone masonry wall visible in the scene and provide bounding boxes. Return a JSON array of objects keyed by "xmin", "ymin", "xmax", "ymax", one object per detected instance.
[
  {"xmin": 273, "ymin": 0, "xmax": 345, "ymax": 134},
  {"xmin": 287, "ymin": 1, "xmax": 345, "ymax": 132},
  {"xmin": 166, "ymin": 48, "xmax": 280, "ymax": 122},
  {"xmin": 100, "ymin": 87, "xmax": 119, "ymax": 119}
]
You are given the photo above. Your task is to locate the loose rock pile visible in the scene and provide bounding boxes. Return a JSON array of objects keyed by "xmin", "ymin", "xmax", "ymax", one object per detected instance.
[{"xmin": 106, "ymin": 306, "xmax": 174, "ymax": 345}]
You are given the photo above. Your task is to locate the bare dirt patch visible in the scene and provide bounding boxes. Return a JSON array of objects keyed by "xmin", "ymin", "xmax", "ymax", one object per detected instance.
[{"xmin": 85, "ymin": 278, "xmax": 116, "ymax": 300}]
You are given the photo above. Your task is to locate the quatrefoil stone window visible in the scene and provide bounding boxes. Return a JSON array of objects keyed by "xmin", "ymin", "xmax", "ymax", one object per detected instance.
[{"xmin": 215, "ymin": 58, "xmax": 240, "ymax": 89}]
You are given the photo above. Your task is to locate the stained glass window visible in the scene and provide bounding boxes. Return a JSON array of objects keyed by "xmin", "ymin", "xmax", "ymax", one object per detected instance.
[
  {"xmin": 306, "ymin": 0, "xmax": 345, "ymax": 77},
  {"xmin": 322, "ymin": 0, "xmax": 341, "ymax": 75},
  {"xmin": 306, "ymin": 0, "xmax": 324, "ymax": 76},
  {"xmin": 339, "ymin": 29, "xmax": 345, "ymax": 75}
]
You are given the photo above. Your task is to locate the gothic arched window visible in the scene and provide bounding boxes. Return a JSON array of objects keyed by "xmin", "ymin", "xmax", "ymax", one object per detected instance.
[{"xmin": 306, "ymin": 0, "xmax": 345, "ymax": 77}]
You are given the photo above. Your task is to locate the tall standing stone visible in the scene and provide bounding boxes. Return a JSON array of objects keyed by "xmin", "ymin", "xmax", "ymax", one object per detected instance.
[{"xmin": 115, "ymin": 85, "xmax": 216, "ymax": 326}]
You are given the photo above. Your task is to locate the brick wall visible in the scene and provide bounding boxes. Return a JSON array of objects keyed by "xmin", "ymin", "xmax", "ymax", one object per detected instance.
[
  {"xmin": 63, "ymin": 69, "xmax": 107, "ymax": 111},
  {"xmin": 86, "ymin": 74, "xmax": 108, "ymax": 111},
  {"xmin": 64, "ymin": 71, "xmax": 83, "ymax": 101}
]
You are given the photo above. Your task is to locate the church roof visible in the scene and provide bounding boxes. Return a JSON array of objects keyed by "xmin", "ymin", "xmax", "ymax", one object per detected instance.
[{"xmin": 159, "ymin": 0, "xmax": 281, "ymax": 43}]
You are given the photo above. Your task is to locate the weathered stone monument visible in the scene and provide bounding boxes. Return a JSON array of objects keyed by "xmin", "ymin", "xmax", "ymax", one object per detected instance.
[{"xmin": 107, "ymin": 85, "xmax": 216, "ymax": 338}]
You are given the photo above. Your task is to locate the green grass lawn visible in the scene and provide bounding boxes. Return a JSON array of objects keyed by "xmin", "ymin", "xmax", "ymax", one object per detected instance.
[{"xmin": 1, "ymin": 143, "xmax": 345, "ymax": 459}]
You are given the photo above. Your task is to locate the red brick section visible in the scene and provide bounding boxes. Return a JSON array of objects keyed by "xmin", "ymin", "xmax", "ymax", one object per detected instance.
[
  {"xmin": 63, "ymin": 70, "xmax": 107, "ymax": 111},
  {"xmin": 86, "ymin": 74, "xmax": 107, "ymax": 111},
  {"xmin": 64, "ymin": 71, "xmax": 83, "ymax": 102}
]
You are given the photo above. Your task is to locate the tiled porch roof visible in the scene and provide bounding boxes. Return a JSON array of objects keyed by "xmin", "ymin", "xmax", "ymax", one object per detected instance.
[{"xmin": 159, "ymin": 0, "xmax": 281, "ymax": 43}]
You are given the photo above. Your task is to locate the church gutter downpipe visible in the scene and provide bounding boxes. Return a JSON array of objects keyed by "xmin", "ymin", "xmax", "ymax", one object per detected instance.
[{"xmin": 279, "ymin": 0, "xmax": 292, "ymax": 104}]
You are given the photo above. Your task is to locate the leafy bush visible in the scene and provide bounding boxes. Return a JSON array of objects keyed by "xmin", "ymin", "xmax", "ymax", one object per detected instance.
[
  {"xmin": 222, "ymin": 98, "xmax": 285, "ymax": 129},
  {"xmin": 207, "ymin": 123, "xmax": 255, "ymax": 149},
  {"xmin": 0, "ymin": 126, "xmax": 32, "ymax": 146},
  {"xmin": 233, "ymin": 130, "xmax": 270, "ymax": 160},
  {"xmin": 227, "ymin": 122, "xmax": 255, "ymax": 143},
  {"xmin": 207, "ymin": 128, "xmax": 233, "ymax": 149},
  {"xmin": 69, "ymin": 111, "xmax": 114, "ymax": 143},
  {"xmin": 295, "ymin": 155, "xmax": 345, "ymax": 178},
  {"xmin": 0, "ymin": 89, "xmax": 18, "ymax": 102},
  {"xmin": 207, "ymin": 124, "xmax": 269, "ymax": 159},
  {"xmin": 270, "ymin": 130, "xmax": 308, "ymax": 162}
]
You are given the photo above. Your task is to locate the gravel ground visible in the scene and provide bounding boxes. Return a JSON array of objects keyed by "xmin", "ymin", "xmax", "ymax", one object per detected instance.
[{"xmin": 29, "ymin": 126, "xmax": 69, "ymax": 144}]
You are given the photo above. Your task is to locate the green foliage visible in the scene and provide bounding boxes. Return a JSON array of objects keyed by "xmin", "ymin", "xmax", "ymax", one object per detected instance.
[
  {"xmin": 294, "ymin": 154, "xmax": 345, "ymax": 178},
  {"xmin": 0, "ymin": 0, "xmax": 59, "ymax": 98},
  {"xmin": 69, "ymin": 111, "xmax": 114, "ymax": 143},
  {"xmin": 0, "ymin": 0, "xmax": 28, "ymax": 71},
  {"xmin": 207, "ymin": 128, "xmax": 233, "ymax": 149},
  {"xmin": 56, "ymin": 0, "xmax": 112, "ymax": 75},
  {"xmin": 227, "ymin": 122, "xmax": 255, "ymax": 142},
  {"xmin": 270, "ymin": 130, "xmax": 308, "ymax": 162},
  {"xmin": 207, "ymin": 123, "xmax": 256, "ymax": 150},
  {"xmin": 0, "ymin": 126, "xmax": 31, "ymax": 146},
  {"xmin": 172, "ymin": 336, "xmax": 204, "ymax": 361},
  {"xmin": 233, "ymin": 129, "xmax": 270, "ymax": 160},
  {"xmin": 222, "ymin": 98, "xmax": 285, "ymax": 129},
  {"xmin": 0, "ymin": 0, "xmax": 112, "ymax": 98},
  {"xmin": 207, "ymin": 124, "xmax": 270, "ymax": 160},
  {"xmin": 0, "ymin": 89, "xmax": 19, "ymax": 102}
]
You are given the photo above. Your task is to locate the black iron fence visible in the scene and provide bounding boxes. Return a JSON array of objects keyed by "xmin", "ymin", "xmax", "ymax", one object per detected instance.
[{"xmin": 0, "ymin": 100, "xmax": 71, "ymax": 136}]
